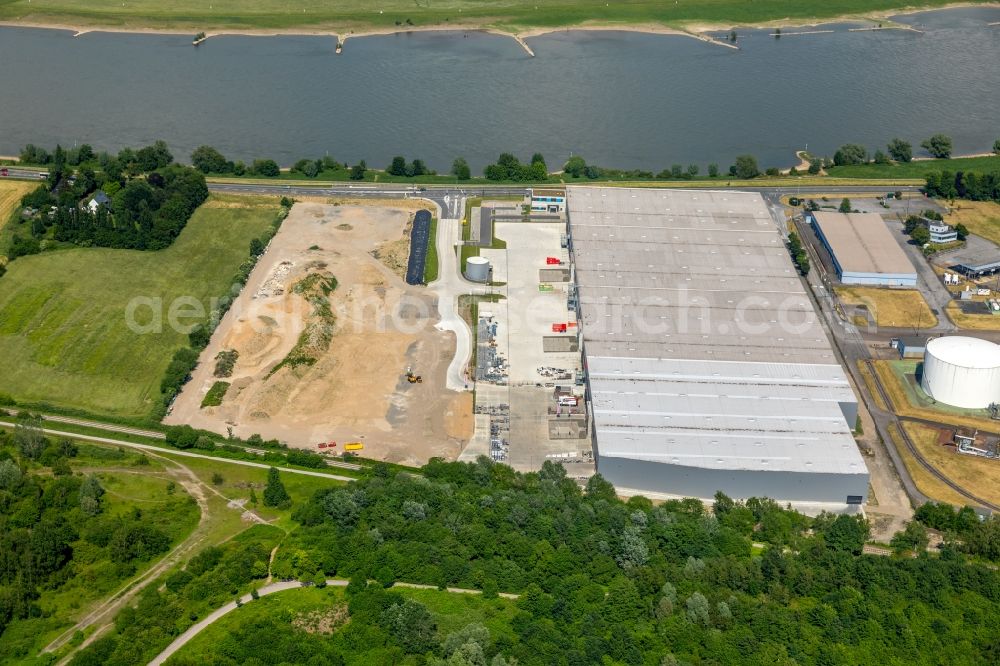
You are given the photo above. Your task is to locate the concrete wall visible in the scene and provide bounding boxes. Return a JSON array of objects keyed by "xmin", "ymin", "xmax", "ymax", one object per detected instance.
[{"xmin": 597, "ymin": 455, "xmax": 869, "ymax": 504}]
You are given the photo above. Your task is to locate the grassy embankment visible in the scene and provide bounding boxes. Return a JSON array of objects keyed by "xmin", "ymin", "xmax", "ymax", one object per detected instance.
[
  {"xmin": 901, "ymin": 421, "xmax": 1000, "ymax": 508},
  {"xmin": 872, "ymin": 359, "xmax": 1000, "ymax": 433},
  {"xmin": 0, "ymin": 195, "xmax": 279, "ymax": 419},
  {"xmin": 167, "ymin": 585, "xmax": 517, "ymax": 665},
  {"xmin": 826, "ymin": 155, "xmax": 1000, "ymax": 179},
  {"xmin": 0, "ymin": 0, "xmax": 985, "ymax": 33},
  {"xmin": 885, "ymin": 423, "xmax": 973, "ymax": 507},
  {"xmin": 835, "ymin": 286, "xmax": 937, "ymax": 329}
]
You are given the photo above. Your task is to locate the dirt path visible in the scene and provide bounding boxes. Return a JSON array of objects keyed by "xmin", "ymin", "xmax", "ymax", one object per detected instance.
[
  {"xmin": 44, "ymin": 450, "xmax": 212, "ymax": 659},
  {"xmin": 148, "ymin": 579, "xmax": 519, "ymax": 665},
  {"xmin": 45, "ymin": 444, "xmax": 277, "ymax": 663}
]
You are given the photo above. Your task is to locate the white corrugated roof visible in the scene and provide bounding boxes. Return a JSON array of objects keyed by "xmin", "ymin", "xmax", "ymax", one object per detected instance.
[{"xmin": 569, "ymin": 187, "xmax": 866, "ymax": 477}]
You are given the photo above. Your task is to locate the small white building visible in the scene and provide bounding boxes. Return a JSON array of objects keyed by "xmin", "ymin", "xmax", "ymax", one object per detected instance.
[
  {"xmin": 529, "ymin": 189, "xmax": 566, "ymax": 214},
  {"xmin": 87, "ymin": 191, "xmax": 110, "ymax": 213},
  {"xmin": 928, "ymin": 220, "xmax": 958, "ymax": 244}
]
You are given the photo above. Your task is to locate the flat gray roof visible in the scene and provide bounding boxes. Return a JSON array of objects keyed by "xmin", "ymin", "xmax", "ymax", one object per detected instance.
[
  {"xmin": 569, "ymin": 187, "xmax": 865, "ymax": 478},
  {"xmin": 811, "ymin": 212, "xmax": 916, "ymax": 277}
]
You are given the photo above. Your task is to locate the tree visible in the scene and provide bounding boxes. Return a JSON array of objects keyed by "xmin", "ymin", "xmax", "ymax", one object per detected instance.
[
  {"xmin": 685, "ymin": 592, "xmax": 711, "ymax": 626},
  {"xmin": 707, "ymin": 163, "xmax": 719, "ymax": 178},
  {"xmin": 833, "ymin": 144, "xmax": 868, "ymax": 166},
  {"xmin": 822, "ymin": 514, "xmax": 869, "ymax": 554},
  {"xmin": 891, "ymin": 520, "xmax": 929, "ymax": 555},
  {"xmin": 839, "ymin": 197, "xmax": 852, "ymax": 213},
  {"xmin": 873, "ymin": 150, "xmax": 890, "ymax": 165},
  {"xmin": 451, "ymin": 157, "xmax": 471, "ymax": 180},
  {"xmin": 211, "ymin": 472, "xmax": 224, "ymax": 486},
  {"xmin": 911, "ymin": 225, "xmax": 930, "ymax": 245},
  {"xmin": 191, "ymin": 145, "xmax": 229, "ymax": 174},
  {"xmin": 731, "ymin": 155, "xmax": 759, "ymax": 179},
  {"xmin": 135, "ymin": 140, "xmax": 173, "ymax": 172},
  {"xmin": 955, "ymin": 223, "xmax": 969, "ymax": 240},
  {"xmin": 14, "ymin": 416, "xmax": 46, "ymax": 460},
  {"xmin": 994, "ymin": 138, "xmax": 1000, "ymax": 156},
  {"xmin": 388, "ymin": 156, "xmax": 407, "ymax": 176},
  {"xmin": 79, "ymin": 474, "xmax": 105, "ymax": 516},
  {"xmin": 250, "ymin": 159, "xmax": 280, "ymax": 177},
  {"xmin": 808, "ymin": 158, "xmax": 822, "ymax": 175},
  {"xmin": 349, "ymin": 160, "xmax": 367, "ymax": 181},
  {"xmin": 0, "ymin": 459, "xmax": 22, "ymax": 490},
  {"xmin": 922, "ymin": 134, "xmax": 953, "ymax": 159},
  {"xmin": 887, "ymin": 138, "xmax": 913, "ymax": 162},
  {"xmin": 563, "ymin": 155, "xmax": 587, "ymax": 178},
  {"xmin": 381, "ymin": 600, "xmax": 437, "ymax": 653},
  {"xmin": 263, "ymin": 467, "xmax": 291, "ymax": 508}
]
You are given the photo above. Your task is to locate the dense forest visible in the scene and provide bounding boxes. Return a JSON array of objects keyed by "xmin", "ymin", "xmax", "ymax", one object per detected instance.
[
  {"xmin": 61, "ymin": 457, "xmax": 1000, "ymax": 666},
  {"xmin": 924, "ymin": 170, "xmax": 1000, "ymax": 202},
  {"xmin": 8, "ymin": 141, "xmax": 208, "ymax": 259}
]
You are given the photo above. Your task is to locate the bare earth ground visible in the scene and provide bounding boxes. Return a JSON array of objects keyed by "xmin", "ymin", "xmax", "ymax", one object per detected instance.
[{"xmin": 166, "ymin": 203, "xmax": 471, "ymax": 465}]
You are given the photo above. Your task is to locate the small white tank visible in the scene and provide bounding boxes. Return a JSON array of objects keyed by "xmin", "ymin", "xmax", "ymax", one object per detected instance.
[
  {"xmin": 465, "ymin": 256, "xmax": 491, "ymax": 282},
  {"xmin": 921, "ymin": 336, "xmax": 1000, "ymax": 409}
]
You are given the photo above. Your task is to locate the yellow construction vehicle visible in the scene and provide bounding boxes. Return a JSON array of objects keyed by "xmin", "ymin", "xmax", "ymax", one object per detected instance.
[
  {"xmin": 344, "ymin": 442, "xmax": 364, "ymax": 451},
  {"xmin": 405, "ymin": 366, "xmax": 423, "ymax": 383}
]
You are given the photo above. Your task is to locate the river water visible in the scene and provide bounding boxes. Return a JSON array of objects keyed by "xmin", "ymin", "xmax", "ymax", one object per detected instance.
[{"xmin": 0, "ymin": 8, "xmax": 997, "ymax": 172}]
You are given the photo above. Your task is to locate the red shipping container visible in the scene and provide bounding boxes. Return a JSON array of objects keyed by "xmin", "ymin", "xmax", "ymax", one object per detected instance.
[{"xmin": 546, "ymin": 257, "xmax": 561, "ymax": 265}]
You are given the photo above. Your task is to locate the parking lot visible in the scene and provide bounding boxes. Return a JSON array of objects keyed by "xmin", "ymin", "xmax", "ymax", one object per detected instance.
[{"xmin": 465, "ymin": 216, "xmax": 592, "ymax": 474}]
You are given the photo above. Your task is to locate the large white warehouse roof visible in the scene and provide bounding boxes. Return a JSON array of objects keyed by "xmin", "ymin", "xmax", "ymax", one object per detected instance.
[{"xmin": 569, "ymin": 187, "xmax": 868, "ymax": 502}]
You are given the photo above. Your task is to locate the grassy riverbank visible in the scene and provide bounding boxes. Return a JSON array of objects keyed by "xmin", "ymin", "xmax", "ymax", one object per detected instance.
[
  {"xmin": 826, "ymin": 154, "xmax": 1000, "ymax": 179},
  {"xmin": 0, "ymin": 0, "xmax": 990, "ymax": 35}
]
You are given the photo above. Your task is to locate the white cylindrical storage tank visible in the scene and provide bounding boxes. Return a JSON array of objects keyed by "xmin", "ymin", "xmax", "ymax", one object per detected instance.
[
  {"xmin": 465, "ymin": 256, "xmax": 491, "ymax": 282},
  {"xmin": 921, "ymin": 336, "xmax": 1000, "ymax": 409}
]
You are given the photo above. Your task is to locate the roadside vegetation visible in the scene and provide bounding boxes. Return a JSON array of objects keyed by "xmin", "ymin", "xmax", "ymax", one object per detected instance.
[
  {"xmin": 0, "ymin": 0, "xmax": 986, "ymax": 33},
  {"xmin": 902, "ymin": 421, "xmax": 1000, "ymax": 508}
]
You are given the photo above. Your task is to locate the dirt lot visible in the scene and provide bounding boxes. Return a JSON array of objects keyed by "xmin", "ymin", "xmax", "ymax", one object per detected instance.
[
  {"xmin": 166, "ymin": 202, "xmax": 472, "ymax": 465},
  {"xmin": 835, "ymin": 286, "xmax": 937, "ymax": 329}
]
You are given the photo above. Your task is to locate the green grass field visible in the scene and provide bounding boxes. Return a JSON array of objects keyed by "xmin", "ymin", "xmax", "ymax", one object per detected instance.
[
  {"xmin": 826, "ymin": 155, "xmax": 1000, "ymax": 179},
  {"xmin": 167, "ymin": 585, "xmax": 517, "ymax": 665},
  {"xmin": 0, "ymin": 0, "xmax": 981, "ymax": 33},
  {"xmin": 0, "ymin": 196, "xmax": 279, "ymax": 419}
]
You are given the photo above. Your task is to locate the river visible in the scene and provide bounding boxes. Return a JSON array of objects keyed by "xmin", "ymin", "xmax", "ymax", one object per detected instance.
[{"xmin": 0, "ymin": 7, "xmax": 997, "ymax": 172}]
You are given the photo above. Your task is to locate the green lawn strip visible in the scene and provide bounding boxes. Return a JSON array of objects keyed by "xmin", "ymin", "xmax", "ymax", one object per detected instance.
[
  {"xmin": 826, "ymin": 155, "xmax": 1000, "ymax": 179},
  {"xmin": 0, "ymin": 0, "xmax": 982, "ymax": 34},
  {"xmin": 423, "ymin": 217, "xmax": 439, "ymax": 283},
  {"xmin": 0, "ymin": 198, "xmax": 278, "ymax": 418}
]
